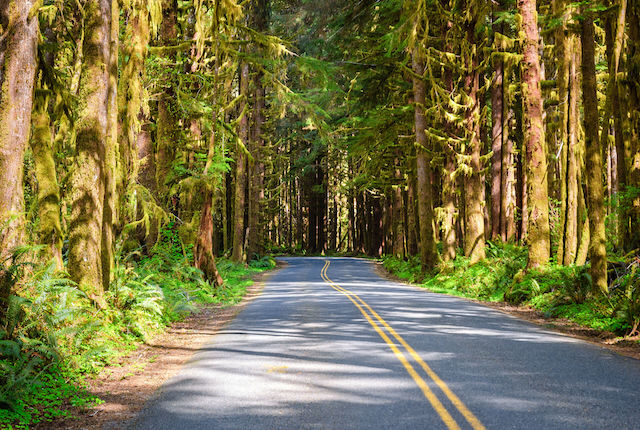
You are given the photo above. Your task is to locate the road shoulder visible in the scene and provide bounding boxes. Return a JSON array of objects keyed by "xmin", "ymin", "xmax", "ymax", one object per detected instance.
[{"xmin": 373, "ymin": 260, "xmax": 640, "ymax": 361}]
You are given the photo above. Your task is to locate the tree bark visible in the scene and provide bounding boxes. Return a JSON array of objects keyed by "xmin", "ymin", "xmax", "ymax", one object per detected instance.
[
  {"xmin": 248, "ymin": 76, "xmax": 265, "ymax": 259},
  {"xmin": 0, "ymin": 0, "xmax": 39, "ymax": 314},
  {"xmin": 101, "ymin": 0, "xmax": 119, "ymax": 290},
  {"xmin": 412, "ymin": 50, "xmax": 439, "ymax": 270},
  {"xmin": 463, "ymin": 20, "xmax": 486, "ymax": 264},
  {"xmin": 232, "ymin": 62, "xmax": 250, "ymax": 263},
  {"xmin": 194, "ymin": 190, "xmax": 224, "ymax": 286},
  {"xmin": 581, "ymin": 11, "xmax": 608, "ymax": 293},
  {"xmin": 519, "ymin": 0, "xmax": 551, "ymax": 268},
  {"xmin": 31, "ymin": 87, "xmax": 63, "ymax": 270},
  {"xmin": 491, "ymin": 18, "xmax": 504, "ymax": 240},
  {"xmin": 68, "ymin": 0, "xmax": 112, "ymax": 305},
  {"xmin": 627, "ymin": 2, "xmax": 640, "ymax": 250}
]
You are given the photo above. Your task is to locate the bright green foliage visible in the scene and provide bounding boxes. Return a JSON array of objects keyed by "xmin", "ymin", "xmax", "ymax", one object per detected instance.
[
  {"xmin": 383, "ymin": 242, "xmax": 640, "ymax": 337},
  {"xmin": 0, "ymin": 226, "xmax": 274, "ymax": 428}
]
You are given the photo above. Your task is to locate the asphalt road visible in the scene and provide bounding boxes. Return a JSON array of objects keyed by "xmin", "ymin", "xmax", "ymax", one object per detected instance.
[{"xmin": 131, "ymin": 257, "xmax": 640, "ymax": 429}]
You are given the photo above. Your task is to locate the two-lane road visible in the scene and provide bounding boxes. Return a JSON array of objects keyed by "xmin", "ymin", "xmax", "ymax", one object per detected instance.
[{"xmin": 132, "ymin": 257, "xmax": 640, "ymax": 429}]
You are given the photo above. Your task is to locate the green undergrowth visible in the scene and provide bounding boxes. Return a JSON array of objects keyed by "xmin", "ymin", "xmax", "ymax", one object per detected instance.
[
  {"xmin": 0, "ymin": 229, "xmax": 275, "ymax": 429},
  {"xmin": 382, "ymin": 242, "xmax": 640, "ymax": 339}
]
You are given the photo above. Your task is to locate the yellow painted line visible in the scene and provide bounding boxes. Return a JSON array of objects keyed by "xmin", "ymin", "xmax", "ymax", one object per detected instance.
[
  {"xmin": 321, "ymin": 260, "xmax": 486, "ymax": 430},
  {"xmin": 320, "ymin": 261, "xmax": 460, "ymax": 430}
]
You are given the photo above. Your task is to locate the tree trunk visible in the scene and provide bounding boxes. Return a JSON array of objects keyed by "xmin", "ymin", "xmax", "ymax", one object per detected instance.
[
  {"xmin": 101, "ymin": 0, "xmax": 119, "ymax": 291},
  {"xmin": 519, "ymin": 0, "xmax": 551, "ymax": 268},
  {"xmin": 628, "ymin": 2, "xmax": 640, "ymax": 250},
  {"xmin": 406, "ymin": 170, "xmax": 419, "ymax": 256},
  {"xmin": 232, "ymin": 62, "xmax": 250, "ymax": 263},
  {"xmin": 563, "ymin": 42, "xmax": 580, "ymax": 265},
  {"xmin": 68, "ymin": 0, "xmax": 112, "ymax": 305},
  {"xmin": 463, "ymin": 21, "xmax": 486, "ymax": 264},
  {"xmin": 156, "ymin": 0, "xmax": 178, "ymax": 198},
  {"xmin": 248, "ymin": 76, "xmax": 265, "ymax": 259},
  {"xmin": 31, "ymin": 26, "xmax": 63, "ymax": 270},
  {"xmin": 412, "ymin": 50, "xmax": 439, "ymax": 270},
  {"xmin": 0, "ymin": 0, "xmax": 39, "ymax": 314},
  {"xmin": 393, "ymin": 158, "xmax": 405, "ymax": 259},
  {"xmin": 194, "ymin": 191, "xmax": 224, "ymax": 286},
  {"xmin": 491, "ymin": 20, "xmax": 504, "ymax": 240},
  {"xmin": 605, "ymin": 0, "xmax": 628, "ymax": 249},
  {"xmin": 581, "ymin": 12, "xmax": 608, "ymax": 293},
  {"xmin": 31, "ymin": 89, "xmax": 63, "ymax": 270},
  {"xmin": 442, "ymin": 149, "xmax": 458, "ymax": 262}
]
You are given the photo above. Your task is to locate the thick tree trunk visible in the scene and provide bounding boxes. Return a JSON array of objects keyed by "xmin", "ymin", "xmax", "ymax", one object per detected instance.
[
  {"xmin": 519, "ymin": 0, "xmax": 551, "ymax": 268},
  {"xmin": 463, "ymin": 22, "xmax": 486, "ymax": 264},
  {"xmin": 156, "ymin": 0, "xmax": 178, "ymax": 198},
  {"xmin": 101, "ymin": 0, "xmax": 119, "ymax": 290},
  {"xmin": 194, "ymin": 191, "xmax": 224, "ymax": 287},
  {"xmin": 31, "ymin": 26, "xmax": 63, "ymax": 270},
  {"xmin": 232, "ymin": 62, "xmax": 250, "ymax": 263},
  {"xmin": 68, "ymin": 0, "xmax": 112, "ymax": 305},
  {"xmin": 0, "ymin": 0, "xmax": 38, "ymax": 315},
  {"xmin": 605, "ymin": 0, "xmax": 628, "ymax": 248},
  {"xmin": 628, "ymin": 2, "xmax": 640, "ymax": 250},
  {"xmin": 412, "ymin": 50, "xmax": 439, "ymax": 270},
  {"xmin": 581, "ymin": 12, "xmax": 608, "ymax": 293},
  {"xmin": 31, "ymin": 91, "xmax": 63, "ymax": 270},
  {"xmin": 136, "ymin": 122, "xmax": 158, "ymax": 250}
]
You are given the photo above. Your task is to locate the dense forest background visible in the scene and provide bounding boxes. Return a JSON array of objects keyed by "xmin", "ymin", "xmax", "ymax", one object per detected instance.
[{"xmin": 1, "ymin": 0, "xmax": 640, "ymax": 426}]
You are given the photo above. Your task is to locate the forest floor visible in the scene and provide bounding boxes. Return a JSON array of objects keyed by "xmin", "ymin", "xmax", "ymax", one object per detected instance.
[
  {"xmin": 37, "ymin": 264, "xmax": 283, "ymax": 430},
  {"xmin": 374, "ymin": 262, "xmax": 640, "ymax": 361}
]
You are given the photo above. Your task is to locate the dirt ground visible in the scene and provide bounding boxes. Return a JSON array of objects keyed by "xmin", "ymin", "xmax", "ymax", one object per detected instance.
[
  {"xmin": 38, "ymin": 266, "xmax": 280, "ymax": 430},
  {"xmin": 373, "ymin": 261, "xmax": 640, "ymax": 361}
]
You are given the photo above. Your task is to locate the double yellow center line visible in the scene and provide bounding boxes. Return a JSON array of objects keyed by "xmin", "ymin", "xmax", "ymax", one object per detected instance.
[{"xmin": 320, "ymin": 260, "xmax": 485, "ymax": 430}]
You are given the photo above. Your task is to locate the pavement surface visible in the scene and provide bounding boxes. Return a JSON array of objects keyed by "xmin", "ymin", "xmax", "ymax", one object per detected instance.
[{"xmin": 131, "ymin": 257, "xmax": 640, "ymax": 429}]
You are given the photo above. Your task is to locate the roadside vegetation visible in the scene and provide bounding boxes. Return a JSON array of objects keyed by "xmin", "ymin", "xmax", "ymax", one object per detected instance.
[
  {"xmin": 0, "ymin": 226, "xmax": 274, "ymax": 429},
  {"xmin": 383, "ymin": 243, "xmax": 640, "ymax": 338}
]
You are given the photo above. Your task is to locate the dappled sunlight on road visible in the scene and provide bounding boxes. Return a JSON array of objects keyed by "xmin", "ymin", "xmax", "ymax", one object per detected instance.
[{"xmin": 133, "ymin": 257, "xmax": 640, "ymax": 430}]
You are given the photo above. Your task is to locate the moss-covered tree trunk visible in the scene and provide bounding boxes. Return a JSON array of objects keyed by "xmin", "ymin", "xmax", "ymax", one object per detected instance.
[
  {"xmin": 0, "ymin": 0, "xmax": 39, "ymax": 314},
  {"xmin": 248, "ymin": 76, "xmax": 265, "ymax": 259},
  {"xmin": 406, "ymin": 169, "xmax": 418, "ymax": 256},
  {"xmin": 232, "ymin": 61, "xmax": 250, "ymax": 263},
  {"xmin": 628, "ymin": 2, "xmax": 640, "ymax": 251},
  {"xmin": 605, "ymin": 0, "xmax": 627, "ymax": 240},
  {"xmin": 581, "ymin": 11, "xmax": 608, "ymax": 293},
  {"xmin": 393, "ymin": 157, "xmax": 405, "ymax": 259},
  {"xmin": 519, "ymin": 0, "xmax": 550, "ymax": 269},
  {"xmin": 101, "ymin": 0, "xmax": 119, "ymax": 290},
  {"xmin": 68, "ymin": 0, "xmax": 112, "ymax": 305},
  {"xmin": 31, "ymin": 87, "xmax": 63, "ymax": 271},
  {"xmin": 463, "ymin": 21, "xmax": 486, "ymax": 264},
  {"xmin": 31, "ymin": 26, "xmax": 63, "ymax": 270},
  {"xmin": 156, "ymin": 0, "xmax": 178, "ymax": 198},
  {"xmin": 555, "ymin": 5, "xmax": 581, "ymax": 266},
  {"xmin": 412, "ymin": 50, "xmax": 439, "ymax": 270},
  {"xmin": 491, "ymin": 17, "xmax": 504, "ymax": 241},
  {"xmin": 194, "ymin": 190, "xmax": 224, "ymax": 287}
]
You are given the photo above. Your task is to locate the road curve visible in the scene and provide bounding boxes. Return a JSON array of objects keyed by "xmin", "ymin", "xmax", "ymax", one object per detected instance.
[{"xmin": 131, "ymin": 257, "xmax": 640, "ymax": 429}]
